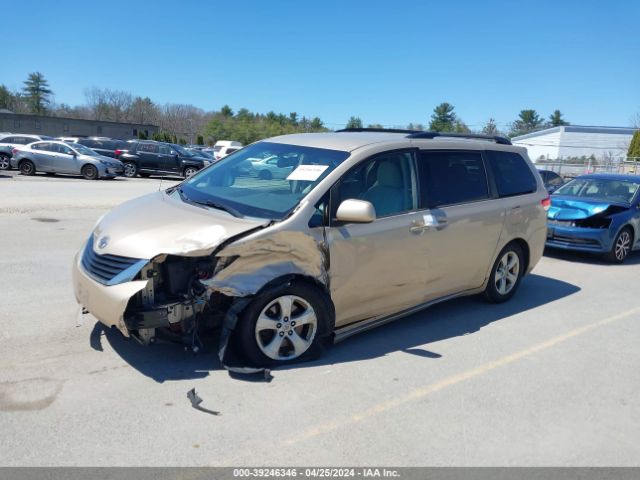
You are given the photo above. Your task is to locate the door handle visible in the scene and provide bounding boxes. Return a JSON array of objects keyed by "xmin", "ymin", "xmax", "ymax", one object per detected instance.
[
  {"xmin": 410, "ymin": 215, "xmax": 447, "ymax": 234},
  {"xmin": 410, "ymin": 223, "xmax": 429, "ymax": 234}
]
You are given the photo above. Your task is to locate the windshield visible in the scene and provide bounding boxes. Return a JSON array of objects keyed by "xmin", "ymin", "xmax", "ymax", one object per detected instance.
[
  {"xmin": 179, "ymin": 141, "xmax": 350, "ymax": 219},
  {"xmin": 70, "ymin": 143, "xmax": 99, "ymax": 156},
  {"xmin": 554, "ymin": 177, "xmax": 640, "ymax": 204},
  {"xmin": 172, "ymin": 144, "xmax": 192, "ymax": 156}
]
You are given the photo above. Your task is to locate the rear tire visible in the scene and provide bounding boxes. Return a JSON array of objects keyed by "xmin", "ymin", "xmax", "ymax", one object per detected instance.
[
  {"xmin": 483, "ymin": 243, "xmax": 524, "ymax": 303},
  {"xmin": 123, "ymin": 162, "xmax": 137, "ymax": 178},
  {"xmin": 0, "ymin": 153, "xmax": 10, "ymax": 170},
  {"xmin": 604, "ymin": 227, "xmax": 633, "ymax": 263},
  {"xmin": 19, "ymin": 160, "xmax": 35, "ymax": 176},
  {"xmin": 82, "ymin": 164, "xmax": 99, "ymax": 180},
  {"xmin": 183, "ymin": 166, "xmax": 198, "ymax": 178}
]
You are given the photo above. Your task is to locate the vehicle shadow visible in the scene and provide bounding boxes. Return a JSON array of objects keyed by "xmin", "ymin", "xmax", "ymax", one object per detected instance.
[
  {"xmin": 281, "ymin": 273, "xmax": 580, "ymax": 372},
  {"xmin": 93, "ymin": 273, "xmax": 579, "ymax": 382},
  {"xmin": 90, "ymin": 322, "xmax": 222, "ymax": 383},
  {"xmin": 544, "ymin": 247, "xmax": 640, "ymax": 266}
]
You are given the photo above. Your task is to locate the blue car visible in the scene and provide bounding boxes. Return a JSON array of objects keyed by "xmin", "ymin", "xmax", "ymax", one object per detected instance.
[{"xmin": 546, "ymin": 174, "xmax": 640, "ymax": 263}]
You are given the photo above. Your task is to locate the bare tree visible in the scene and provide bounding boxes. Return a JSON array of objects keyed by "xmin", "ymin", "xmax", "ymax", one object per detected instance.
[{"xmin": 84, "ymin": 87, "xmax": 133, "ymax": 122}]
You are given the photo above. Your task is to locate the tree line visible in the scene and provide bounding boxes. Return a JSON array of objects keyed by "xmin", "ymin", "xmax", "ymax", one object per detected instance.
[
  {"xmin": 0, "ymin": 72, "xmax": 327, "ymax": 144},
  {"xmin": 345, "ymin": 103, "xmax": 570, "ymax": 138},
  {"xmin": 0, "ymin": 71, "xmax": 624, "ymax": 146}
]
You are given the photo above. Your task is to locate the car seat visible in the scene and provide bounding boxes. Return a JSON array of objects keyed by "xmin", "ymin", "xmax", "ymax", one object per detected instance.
[{"xmin": 360, "ymin": 160, "xmax": 405, "ymax": 216}]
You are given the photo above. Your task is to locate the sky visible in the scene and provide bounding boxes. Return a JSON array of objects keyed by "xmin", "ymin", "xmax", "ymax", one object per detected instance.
[{"xmin": 3, "ymin": 0, "xmax": 640, "ymax": 130}]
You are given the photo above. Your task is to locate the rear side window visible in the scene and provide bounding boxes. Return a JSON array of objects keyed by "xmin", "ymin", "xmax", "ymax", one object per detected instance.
[
  {"xmin": 487, "ymin": 151, "xmax": 537, "ymax": 197},
  {"xmin": 32, "ymin": 142, "xmax": 52, "ymax": 151},
  {"xmin": 79, "ymin": 139, "xmax": 99, "ymax": 148},
  {"xmin": 418, "ymin": 151, "xmax": 489, "ymax": 208},
  {"xmin": 138, "ymin": 143, "xmax": 159, "ymax": 153},
  {"xmin": 547, "ymin": 171, "xmax": 563, "ymax": 187}
]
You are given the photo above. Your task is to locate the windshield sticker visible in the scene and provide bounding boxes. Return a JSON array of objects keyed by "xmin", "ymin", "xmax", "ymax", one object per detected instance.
[{"xmin": 286, "ymin": 165, "xmax": 329, "ymax": 181}]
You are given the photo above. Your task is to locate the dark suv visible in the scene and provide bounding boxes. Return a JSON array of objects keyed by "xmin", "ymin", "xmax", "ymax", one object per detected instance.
[
  {"xmin": 117, "ymin": 141, "xmax": 209, "ymax": 178},
  {"xmin": 75, "ymin": 138, "xmax": 129, "ymax": 159}
]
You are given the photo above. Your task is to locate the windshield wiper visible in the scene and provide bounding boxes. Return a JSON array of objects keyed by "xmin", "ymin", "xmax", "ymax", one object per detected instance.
[{"xmin": 195, "ymin": 200, "xmax": 244, "ymax": 218}]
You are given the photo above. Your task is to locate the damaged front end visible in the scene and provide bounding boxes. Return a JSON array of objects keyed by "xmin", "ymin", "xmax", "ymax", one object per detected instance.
[
  {"xmin": 72, "ymin": 194, "xmax": 332, "ymax": 372},
  {"xmin": 121, "ymin": 253, "xmax": 238, "ymax": 348},
  {"xmin": 546, "ymin": 200, "xmax": 631, "ymax": 252}
]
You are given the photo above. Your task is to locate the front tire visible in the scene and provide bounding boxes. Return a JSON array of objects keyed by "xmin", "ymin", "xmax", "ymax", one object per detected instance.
[
  {"xmin": 82, "ymin": 164, "xmax": 98, "ymax": 180},
  {"xmin": 604, "ymin": 227, "xmax": 633, "ymax": 263},
  {"xmin": 236, "ymin": 282, "xmax": 331, "ymax": 366},
  {"xmin": 19, "ymin": 160, "xmax": 35, "ymax": 176},
  {"xmin": 483, "ymin": 243, "xmax": 524, "ymax": 303},
  {"xmin": 0, "ymin": 153, "xmax": 10, "ymax": 170},
  {"xmin": 123, "ymin": 162, "xmax": 138, "ymax": 178}
]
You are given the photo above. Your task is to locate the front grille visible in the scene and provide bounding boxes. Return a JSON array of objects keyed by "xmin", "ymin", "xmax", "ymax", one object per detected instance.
[
  {"xmin": 81, "ymin": 237, "xmax": 145, "ymax": 285},
  {"xmin": 548, "ymin": 219, "xmax": 574, "ymax": 227},
  {"xmin": 549, "ymin": 234, "xmax": 600, "ymax": 247}
]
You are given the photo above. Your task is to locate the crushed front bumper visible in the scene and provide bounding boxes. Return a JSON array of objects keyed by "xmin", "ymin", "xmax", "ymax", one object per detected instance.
[
  {"xmin": 545, "ymin": 224, "xmax": 612, "ymax": 253},
  {"xmin": 72, "ymin": 249, "xmax": 149, "ymax": 336}
]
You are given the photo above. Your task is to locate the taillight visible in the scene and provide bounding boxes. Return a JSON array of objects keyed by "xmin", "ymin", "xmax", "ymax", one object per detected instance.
[
  {"xmin": 12, "ymin": 148, "xmax": 18, "ymax": 155},
  {"xmin": 114, "ymin": 149, "xmax": 122, "ymax": 158},
  {"xmin": 541, "ymin": 195, "xmax": 551, "ymax": 211}
]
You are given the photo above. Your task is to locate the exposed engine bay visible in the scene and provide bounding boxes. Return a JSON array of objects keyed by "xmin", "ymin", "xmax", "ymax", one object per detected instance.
[{"xmin": 123, "ymin": 254, "xmax": 236, "ymax": 350}]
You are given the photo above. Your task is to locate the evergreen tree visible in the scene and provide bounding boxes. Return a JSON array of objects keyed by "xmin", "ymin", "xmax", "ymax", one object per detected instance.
[
  {"xmin": 345, "ymin": 116, "xmax": 363, "ymax": 129},
  {"xmin": 429, "ymin": 103, "xmax": 457, "ymax": 132},
  {"xmin": 628, "ymin": 131, "xmax": 640, "ymax": 159},
  {"xmin": 549, "ymin": 110, "xmax": 569, "ymax": 126},
  {"xmin": 509, "ymin": 109, "xmax": 544, "ymax": 137},
  {"xmin": 22, "ymin": 72, "xmax": 53, "ymax": 114},
  {"xmin": 0, "ymin": 85, "xmax": 15, "ymax": 110}
]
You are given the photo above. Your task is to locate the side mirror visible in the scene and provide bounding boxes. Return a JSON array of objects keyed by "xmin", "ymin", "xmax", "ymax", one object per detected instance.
[{"xmin": 336, "ymin": 199, "xmax": 376, "ymax": 223}]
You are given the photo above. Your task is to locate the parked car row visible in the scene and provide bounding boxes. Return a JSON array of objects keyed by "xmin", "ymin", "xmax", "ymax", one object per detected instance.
[{"xmin": 0, "ymin": 131, "xmax": 245, "ymax": 180}]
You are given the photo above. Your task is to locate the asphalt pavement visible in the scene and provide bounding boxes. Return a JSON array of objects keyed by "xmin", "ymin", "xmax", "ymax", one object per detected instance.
[{"xmin": 1, "ymin": 170, "xmax": 639, "ymax": 466}]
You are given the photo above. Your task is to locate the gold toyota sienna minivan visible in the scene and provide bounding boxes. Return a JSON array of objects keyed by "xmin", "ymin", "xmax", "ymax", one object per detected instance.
[{"xmin": 73, "ymin": 130, "xmax": 549, "ymax": 367}]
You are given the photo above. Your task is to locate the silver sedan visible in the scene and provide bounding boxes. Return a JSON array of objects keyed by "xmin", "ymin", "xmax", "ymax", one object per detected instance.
[{"xmin": 10, "ymin": 141, "xmax": 124, "ymax": 180}]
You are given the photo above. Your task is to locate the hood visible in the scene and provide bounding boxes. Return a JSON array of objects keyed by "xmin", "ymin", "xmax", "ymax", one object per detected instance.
[
  {"xmin": 93, "ymin": 191, "xmax": 269, "ymax": 259},
  {"xmin": 548, "ymin": 195, "xmax": 629, "ymax": 220}
]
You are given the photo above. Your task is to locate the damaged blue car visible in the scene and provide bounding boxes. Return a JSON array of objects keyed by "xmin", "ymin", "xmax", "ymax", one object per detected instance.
[{"xmin": 546, "ymin": 174, "xmax": 640, "ymax": 263}]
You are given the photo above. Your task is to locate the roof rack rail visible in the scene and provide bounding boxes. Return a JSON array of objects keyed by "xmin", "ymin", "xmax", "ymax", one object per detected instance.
[
  {"xmin": 407, "ymin": 131, "xmax": 512, "ymax": 145},
  {"xmin": 336, "ymin": 127, "xmax": 419, "ymax": 134}
]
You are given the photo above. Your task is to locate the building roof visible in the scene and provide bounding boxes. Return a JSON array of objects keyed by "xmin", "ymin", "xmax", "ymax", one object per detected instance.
[
  {"xmin": 512, "ymin": 125, "xmax": 637, "ymax": 141},
  {"xmin": 0, "ymin": 111, "xmax": 158, "ymax": 128}
]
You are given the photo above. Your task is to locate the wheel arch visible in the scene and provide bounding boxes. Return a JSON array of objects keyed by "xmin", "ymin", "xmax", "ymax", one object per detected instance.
[
  {"xmin": 255, "ymin": 273, "xmax": 336, "ymax": 332},
  {"xmin": 488, "ymin": 237, "xmax": 530, "ymax": 283}
]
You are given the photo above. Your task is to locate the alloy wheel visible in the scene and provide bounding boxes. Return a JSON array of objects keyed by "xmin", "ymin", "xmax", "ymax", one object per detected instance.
[
  {"xmin": 615, "ymin": 231, "xmax": 631, "ymax": 261},
  {"xmin": 0, "ymin": 155, "xmax": 9, "ymax": 170},
  {"xmin": 495, "ymin": 251, "xmax": 520, "ymax": 295},
  {"xmin": 254, "ymin": 295, "xmax": 318, "ymax": 361},
  {"xmin": 123, "ymin": 163, "xmax": 136, "ymax": 177}
]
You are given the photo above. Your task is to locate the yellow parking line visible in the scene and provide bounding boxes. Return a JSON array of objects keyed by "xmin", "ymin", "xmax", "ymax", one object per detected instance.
[{"xmin": 283, "ymin": 306, "xmax": 640, "ymax": 446}]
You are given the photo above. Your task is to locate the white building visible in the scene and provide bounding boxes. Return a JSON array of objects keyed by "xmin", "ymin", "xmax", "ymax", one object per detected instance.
[{"xmin": 511, "ymin": 125, "xmax": 636, "ymax": 163}]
